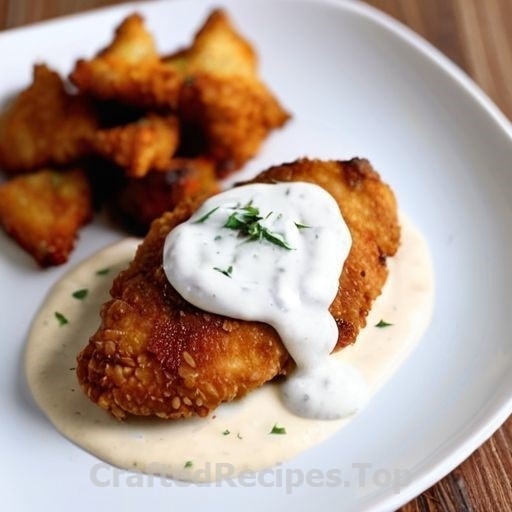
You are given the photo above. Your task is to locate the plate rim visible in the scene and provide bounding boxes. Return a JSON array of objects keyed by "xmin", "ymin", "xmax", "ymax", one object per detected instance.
[
  {"xmin": 330, "ymin": 0, "xmax": 512, "ymax": 509},
  {"xmin": 1, "ymin": 0, "xmax": 511, "ymax": 510}
]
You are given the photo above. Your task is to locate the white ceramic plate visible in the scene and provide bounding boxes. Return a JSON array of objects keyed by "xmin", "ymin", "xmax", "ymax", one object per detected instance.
[{"xmin": 1, "ymin": 0, "xmax": 511, "ymax": 510}]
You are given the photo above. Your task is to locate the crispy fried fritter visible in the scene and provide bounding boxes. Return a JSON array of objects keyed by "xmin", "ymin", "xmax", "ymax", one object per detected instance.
[
  {"xmin": 91, "ymin": 114, "xmax": 180, "ymax": 177},
  {"xmin": 167, "ymin": 9, "xmax": 290, "ymax": 174},
  {"xmin": 77, "ymin": 158, "xmax": 400, "ymax": 420},
  {"xmin": 165, "ymin": 8, "xmax": 257, "ymax": 78},
  {"xmin": 179, "ymin": 75, "xmax": 289, "ymax": 175},
  {"xmin": 0, "ymin": 168, "xmax": 92, "ymax": 266},
  {"xmin": 0, "ymin": 64, "xmax": 98, "ymax": 174},
  {"xmin": 112, "ymin": 157, "xmax": 219, "ymax": 234},
  {"xmin": 70, "ymin": 13, "xmax": 182, "ymax": 109}
]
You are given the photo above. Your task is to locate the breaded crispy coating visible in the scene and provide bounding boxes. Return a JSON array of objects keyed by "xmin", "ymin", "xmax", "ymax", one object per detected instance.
[
  {"xmin": 167, "ymin": 9, "xmax": 290, "ymax": 174},
  {"xmin": 70, "ymin": 13, "xmax": 182, "ymax": 109},
  {"xmin": 179, "ymin": 75, "xmax": 289, "ymax": 175},
  {"xmin": 252, "ymin": 159, "xmax": 401, "ymax": 346},
  {"xmin": 0, "ymin": 8, "xmax": 292, "ymax": 269},
  {"xmin": 113, "ymin": 157, "xmax": 219, "ymax": 234},
  {"xmin": 166, "ymin": 8, "xmax": 257, "ymax": 78},
  {"xmin": 0, "ymin": 64, "xmax": 98, "ymax": 174},
  {"xmin": 77, "ymin": 158, "xmax": 400, "ymax": 420},
  {"xmin": 91, "ymin": 114, "xmax": 180, "ymax": 177},
  {"xmin": 0, "ymin": 168, "xmax": 92, "ymax": 266}
]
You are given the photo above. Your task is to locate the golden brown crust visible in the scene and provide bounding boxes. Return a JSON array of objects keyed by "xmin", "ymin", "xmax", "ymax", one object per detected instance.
[
  {"xmin": 179, "ymin": 74, "xmax": 290, "ymax": 174},
  {"xmin": 0, "ymin": 168, "xmax": 92, "ymax": 266},
  {"xmin": 246, "ymin": 158, "xmax": 401, "ymax": 346},
  {"xmin": 0, "ymin": 64, "xmax": 99, "ymax": 174},
  {"xmin": 0, "ymin": 8, "xmax": 290, "ymax": 266},
  {"xmin": 168, "ymin": 9, "xmax": 258, "ymax": 78},
  {"xmin": 167, "ymin": 9, "xmax": 290, "ymax": 173},
  {"xmin": 113, "ymin": 157, "xmax": 220, "ymax": 234},
  {"xmin": 91, "ymin": 114, "xmax": 180, "ymax": 177},
  {"xmin": 69, "ymin": 13, "xmax": 182, "ymax": 109},
  {"xmin": 77, "ymin": 158, "xmax": 400, "ymax": 420}
]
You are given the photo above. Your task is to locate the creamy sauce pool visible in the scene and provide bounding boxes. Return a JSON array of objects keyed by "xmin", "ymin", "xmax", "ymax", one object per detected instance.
[
  {"xmin": 163, "ymin": 182, "xmax": 365, "ymax": 420},
  {"xmin": 25, "ymin": 214, "xmax": 433, "ymax": 483}
]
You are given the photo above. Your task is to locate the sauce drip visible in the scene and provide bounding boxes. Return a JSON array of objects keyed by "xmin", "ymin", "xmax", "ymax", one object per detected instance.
[{"xmin": 163, "ymin": 182, "xmax": 366, "ymax": 419}]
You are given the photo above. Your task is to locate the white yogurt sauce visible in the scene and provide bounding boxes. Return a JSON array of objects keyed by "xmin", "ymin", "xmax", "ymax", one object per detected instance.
[
  {"xmin": 163, "ymin": 182, "xmax": 365, "ymax": 420},
  {"xmin": 25, "ymin": 214, "xmax": 434, "ymax": 483}
]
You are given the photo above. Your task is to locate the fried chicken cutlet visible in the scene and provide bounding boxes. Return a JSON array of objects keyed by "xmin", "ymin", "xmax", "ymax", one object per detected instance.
[{"xmin": 77, "ymin": 158, "xmax": 400, "ymax": 420}]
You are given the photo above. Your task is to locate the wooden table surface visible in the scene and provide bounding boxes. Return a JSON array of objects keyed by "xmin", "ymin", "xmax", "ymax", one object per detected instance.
[{"xmin": 1, "ymin": 0, "xmax": 510, "ymax": 510}]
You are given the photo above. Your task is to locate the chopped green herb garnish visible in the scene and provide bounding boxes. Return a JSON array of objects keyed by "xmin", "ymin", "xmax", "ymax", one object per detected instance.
[
  {"xmin": 96, "ymin": 268, "xmax": 110, "ymax": 276},
  {"xmin": 269, "ymin": 424, "xmax": 287, "ymax": 435},
  {"xmin": 295, "ymin": 222, "xmax": 310, "ymax": 229},
  {"xmin": 55, "ymin": 312, "xmax": 69, "ymax": 326},
  {"xmin": 223, "ymin": 202, "xmax": 293, "ymax": 250},
  {"xmin": 375, "ymin": 319, "xmax": 393, "ymax": 328},
  {"xmin": 237, "ymin": 433, "xmax": 243, "ymax": 440},
  {"xmin": 214, "ymin": 265, "xmax": 233, "ymax": 278},
  {"xmin": 261, "ymin": 230, "xmax": 292, "ymax": 249},
  {"xmin": 224, "ymin": 212, "xmax": 245, "ymax": 230},
  {"xmin": 72, "ymin": 288, "xmax": 88, "ymax": 300},
  {"xmin": 222, "ymin": 429, "xmax": 231, "ymax": 436},
  {"xmin": 184, "ymin": 460, "xmax": 193, "ymax": 468},
  {"xmin": 195, "ymin": 206, "xmax": 219, "ymax": 224}
]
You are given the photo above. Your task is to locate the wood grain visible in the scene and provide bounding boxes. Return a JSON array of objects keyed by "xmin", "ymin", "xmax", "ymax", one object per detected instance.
[
  {"xmin": 0, "ymin": 1, "xmax": 510, "ymax": 510},
  {"xmin": 364, "ymin": 0, "xmax": 512, "ymax": 121}
]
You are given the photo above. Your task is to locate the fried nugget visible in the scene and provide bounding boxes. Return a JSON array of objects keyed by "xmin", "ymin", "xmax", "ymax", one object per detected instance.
[
  {"xmin": 77, "ymin": 158, "xmax": 399, "ymax": 420},
  {"xmin": 112, "ymin": 157, "xmax": 219, "ymax": 234},
  {"xmin": 70, "ymin": 13, "xmax": 181, "ymax": 109},
  {"xmin": 165, "ymin": 9, "xmax": 257, "ymax": 78},
  {"xmin": 0, "ymin": 64, "xmax": 98, "ymax": 174},
  {"xmin": 0, "ymin": 168, "xmax": 92, "ymax": 266},
  {"xmin": 91, "ymin": 114, "xmax": 180, "ymax": 177},
  {"xmin": 167, "ymin": 9, "xmax": 290, "ymax": 174}
]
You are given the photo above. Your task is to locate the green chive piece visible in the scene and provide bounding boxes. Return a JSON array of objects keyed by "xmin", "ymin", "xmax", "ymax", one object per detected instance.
[
  {"xmin": 72, "ymin": 288, "xmax": 88, "ymax": 300},
  {"xmin": 184, "ymin": 460, "xmax": 193, "ymax": 468},
  {"xmin": 269, "ymin": 424, "xmax": 287, "ymax": 435},
  {"xmin": 96, "ymin": 268, "xmax": 110, "ymax": 276},
  {"xmin": 262, "ymin": 230, "xmax": 293, "ymax": 249},
  {"xmin": 55, "ymin": 312, "xmax": 69, "ymax": 326},
  {"xmin": 224, "ymin": 212, "xmax": 244, "ymax": 230},
  {"xmin": 222, "ymin": 429, "xmax": 231, "ymax": 436},
  {"xmin": 214, "ymin": 265, "xmax": 233, "ymax": 278},
  {"xmin": 195, "ymin": 206, "xmax": 220, "ymax": 224},
  {"xmin": 222, "ymin": 202, "xmax": 294, "ymax": 250},
  {"xmin": 375, "ymin": 319, "xmax": 393, "ymax": 328}
]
